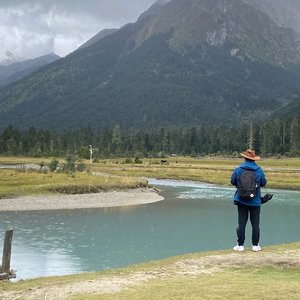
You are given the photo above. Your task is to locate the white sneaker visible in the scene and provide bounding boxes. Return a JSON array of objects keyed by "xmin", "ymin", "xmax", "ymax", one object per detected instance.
[
  {"xmin": 252, "ymin": 245, "xmax": 261, "ymax": 252},
  {"xmin": 233, "ymin": 245, "xmax": 244, "ymax": 252}
]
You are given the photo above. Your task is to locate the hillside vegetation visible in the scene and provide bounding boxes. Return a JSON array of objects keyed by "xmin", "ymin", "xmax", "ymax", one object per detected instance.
[
  {"xmin": 2, "ymin": 112, "xmax": 300, "ymax": 159},
  {"xmin": 0, "ymin": 0, "xmax": 299, "ymax": 131}
]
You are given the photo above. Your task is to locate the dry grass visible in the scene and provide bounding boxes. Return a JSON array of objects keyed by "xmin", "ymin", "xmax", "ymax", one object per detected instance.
[
  {"xmin": 0, "ymin": 169, "xmax": 148, "ymax": 198},
  {"xmin": 0, "ymin": 156, "xmax": 61, "ymax": 165},
  {"xmin": 1, "ymin": 243, "xmax": 300, "ymax": 299},
  {"xmin": 2, "ymin": 156, "xmax": 300, "ymax": 196},
  {"xmin": 90, "ymin": 157, "xmax": 300, "ymax": 190}
]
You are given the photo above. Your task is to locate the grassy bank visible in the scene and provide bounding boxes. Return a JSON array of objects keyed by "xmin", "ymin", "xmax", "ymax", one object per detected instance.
[
  {"xmin": 1, "ymin": 242, "xmax": 300, "ymax": 299},
  {"xmin": 1, "ymin": 156, "xmax": 300, "ymax": 198},
  {"xmin": 0, "ymin": 169, "xmax": 148, "ymax": 198},
  {"xmin": 90, "ymin": 156, "xmax": 300, "ymax": 190}
]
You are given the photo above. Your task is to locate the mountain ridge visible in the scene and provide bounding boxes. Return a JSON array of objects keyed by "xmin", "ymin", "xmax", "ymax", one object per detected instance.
[
  {"xmin": 242, "ymin": 0, "xmax": 300, "ymax": 34},
  {"xmin": 0, "ymin": 53, "xmax": 61, "ymax": 89}
]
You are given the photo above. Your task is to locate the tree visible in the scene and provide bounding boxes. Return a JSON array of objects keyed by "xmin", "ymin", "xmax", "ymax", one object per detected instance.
[
  {"xmin": 100, "ymin": 127, "xmax": 111, "ymax": 154},
  {"xmin": 169, "ymin": 129, "xmax": 180, "ymax": 154},
  {"xmin": 162, "ymin": 130, "xmax": 170, "ymax": 154},
  {"xmin": 290, "ymin": 117, "xmax": 300, "ymax": 151},
  {"xmin": 144, "ymin": 133, "xmax": 151, "ymax": 151},
  {"xmin": 112, "ymin": 124, "xmax": 122, "ymax": 145},
  {"xmin": 252, "ymin": 123, "xmax": 261, "ymax": 154},
  {"xmin": 189, "ymin": 127, "xmax": 198, "ymax": 153},
  {"xmin": 6, "ymin": 139, "xmax": 17, "ymax": 155},
  {"xmin": 261, "ymin": 120, "xmax": 274, "ymax": 155},
  {"xmin": 77, "ymin": 146, "xmax": 90, "ymax": 159}
]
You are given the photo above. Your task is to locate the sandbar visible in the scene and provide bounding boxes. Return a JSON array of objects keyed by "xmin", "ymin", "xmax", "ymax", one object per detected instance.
[{"xmin": 0, "ymin": 188, "xmax": 164, "ymax": 211}]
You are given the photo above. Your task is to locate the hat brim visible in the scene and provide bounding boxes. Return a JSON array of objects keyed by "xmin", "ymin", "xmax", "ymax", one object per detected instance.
[{"xmin": 240, "ymin": 153, "xmax": 260, "ymax": 160}]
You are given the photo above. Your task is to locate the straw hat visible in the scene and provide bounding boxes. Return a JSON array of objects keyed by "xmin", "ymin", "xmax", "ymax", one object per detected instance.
[{"xmin": 240, "ymin": 149, "xmax": 260, "ymax": 160}]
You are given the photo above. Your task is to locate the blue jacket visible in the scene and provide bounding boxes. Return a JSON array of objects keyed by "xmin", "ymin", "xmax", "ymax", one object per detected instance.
[{"xmin": 231, "ymin": 160, "xmax": 267, "ymax": 206}]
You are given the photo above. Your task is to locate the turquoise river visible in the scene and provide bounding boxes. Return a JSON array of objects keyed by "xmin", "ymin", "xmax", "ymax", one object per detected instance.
[{"xmin": 0, "ymin": 179, "xmax": 299, "ymax": 281}]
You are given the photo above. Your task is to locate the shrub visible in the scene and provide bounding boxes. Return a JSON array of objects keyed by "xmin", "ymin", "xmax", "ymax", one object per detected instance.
[
  {"xmin": 134, "ymin": 157, "xmax": 143, "ymax": 164},
  {"xmin": 62, "ymin": 155, "xmax": 78, "ymax": 173},
  {"xmin": 289, "ymin": 149, "xmax": 300, "ymax": 157},
  {"xmin": 190, "ymin": 151, "xmax": 197, "ymax": 158},
  {"xmin": 62, "ymin": 162, "xmax": 76, "ymax": 174},
  {"xmin": 125, "ymin": 158, "xmax": 133, "ymax": 164},
  {"xmin": 232, "ymin": 151, "xmax": 239, "ymax": 158},
  {"xmin": 76, "ymin": 162, "xmax": 86, "ymax": 172},
  {"xmin": 48, "ymin": 159, "xmax": 59, "ymax": 172},
  {"xmin": 158, "ymin": 151, "xmax": 166, "ymax": 158}
]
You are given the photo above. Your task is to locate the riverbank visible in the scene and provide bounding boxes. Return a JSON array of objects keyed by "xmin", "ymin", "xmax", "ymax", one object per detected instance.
[
  {"xmin": 90, "ymin": 158, "xmax": 300, "ymax": 191},
  {"xmin": 1, "ymin": 242, "xmax": 300, "ymax": 299},
  {"xmin": 2, "ymin": 156, "xmax": 300, "ymax": 192},
  {"xmin": 0, "ymin": 188, "xmax": 164, "ymax": 211}
]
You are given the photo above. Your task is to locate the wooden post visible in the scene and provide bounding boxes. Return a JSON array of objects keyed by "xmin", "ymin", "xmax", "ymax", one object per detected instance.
[{"xmin": 1, "ymin": 229, "xmax": 13, "ymax": 280}]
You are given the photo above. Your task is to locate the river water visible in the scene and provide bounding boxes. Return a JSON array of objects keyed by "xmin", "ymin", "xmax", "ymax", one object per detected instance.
[{"xmin": 1, "ymin": 179, "xmax": 300, "ymax": 281}]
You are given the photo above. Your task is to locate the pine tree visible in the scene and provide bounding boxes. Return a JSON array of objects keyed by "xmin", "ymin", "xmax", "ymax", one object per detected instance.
[{"xmin": 290, "ymin": 116, "xmax": 300, "ymax": 150}]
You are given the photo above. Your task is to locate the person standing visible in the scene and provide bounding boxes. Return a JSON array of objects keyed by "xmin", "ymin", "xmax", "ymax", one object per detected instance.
[{"xmin": 230, "ymin": 150, "xmax": 267, "ymax": 252}]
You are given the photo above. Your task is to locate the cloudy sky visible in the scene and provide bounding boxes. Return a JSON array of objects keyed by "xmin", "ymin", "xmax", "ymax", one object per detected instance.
[{"xmin": 0, "ymin": 0, "xmax": 160, "ymax": 63}]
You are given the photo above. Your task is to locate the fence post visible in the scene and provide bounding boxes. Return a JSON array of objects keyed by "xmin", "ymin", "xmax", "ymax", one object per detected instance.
[{"xmin": 1, "ymin": 228, "xmax": 13, "ymax": 280}]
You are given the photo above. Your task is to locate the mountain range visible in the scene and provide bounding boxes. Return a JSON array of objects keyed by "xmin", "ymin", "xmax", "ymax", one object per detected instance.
[
  {"xmin": 0, "ymin": 53, "xmax": 60, "ymax": 89},
  {"xmin": 0, "ymin": 0, "xmax": 299, "ymax": 132}
]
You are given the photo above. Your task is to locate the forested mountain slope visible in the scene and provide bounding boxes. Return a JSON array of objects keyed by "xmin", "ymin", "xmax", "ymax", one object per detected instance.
[
  {"xmin": 0, "ymin": 0, "xmax": 299, "ymax": 131},
  {"xmin": 78, "ymin": 28, "xmax": 119, "ymax": 50},
  {"xmin": 272, "ymin": 97, "xmax": 300, "ymax": 119}
]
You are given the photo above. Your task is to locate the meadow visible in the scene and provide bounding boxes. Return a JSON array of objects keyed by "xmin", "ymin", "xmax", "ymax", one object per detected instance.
[
  {"xmin": 90, "ymin": 156, "xmax": 300, "ymax": 191},
  {"xmin": 1, "ymin": 156, "xmax": 300, "ymax": 298},
  {"xmin": 1, "ymin": 155, "xmax": 300, "ymax": 198},
  {"xmin": 0, "ymin": 157, "xmax": 147, "ymax": 198}
]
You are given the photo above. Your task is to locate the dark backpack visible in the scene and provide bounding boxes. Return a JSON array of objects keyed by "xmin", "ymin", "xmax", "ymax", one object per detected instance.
[{"xmin": 237, "ymin": 169, "xmax": 257, "ymax": 200}]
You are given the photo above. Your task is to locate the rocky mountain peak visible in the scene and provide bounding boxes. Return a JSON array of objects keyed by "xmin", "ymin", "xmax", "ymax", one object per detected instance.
[{"xmin": 131, "ymin": 0, "xmax": 300, "ymax": 66}]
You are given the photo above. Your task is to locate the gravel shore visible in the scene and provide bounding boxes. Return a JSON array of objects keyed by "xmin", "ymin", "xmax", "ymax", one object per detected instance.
[{"xmin": 0, "ymin": 188, "xmax": 164, "ymax": 211}]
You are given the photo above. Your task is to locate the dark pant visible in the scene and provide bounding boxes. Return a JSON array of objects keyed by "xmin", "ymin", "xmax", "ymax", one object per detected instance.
[{"xmin": 236, "ymin": 202, "xmax": 261, "ymax": 246}]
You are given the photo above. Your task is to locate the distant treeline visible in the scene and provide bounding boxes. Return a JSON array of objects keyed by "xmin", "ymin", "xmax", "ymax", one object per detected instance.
[{"xmin": 1, "ymin": 115, "xmax": 300, "ymax": 159}]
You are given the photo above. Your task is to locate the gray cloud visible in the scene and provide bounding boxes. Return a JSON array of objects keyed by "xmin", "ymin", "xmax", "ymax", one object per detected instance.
[{"xmin": 0, "ymin": 0, "xmax": 157, "ymax": 62}]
